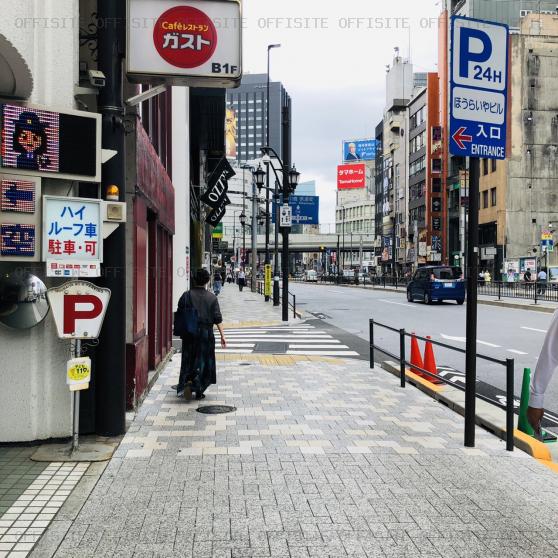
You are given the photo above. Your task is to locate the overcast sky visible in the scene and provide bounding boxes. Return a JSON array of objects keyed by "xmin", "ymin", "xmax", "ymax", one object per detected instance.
[{"xmin": 241, "ymin": 0, "xmax": 441, "ymax": 225}]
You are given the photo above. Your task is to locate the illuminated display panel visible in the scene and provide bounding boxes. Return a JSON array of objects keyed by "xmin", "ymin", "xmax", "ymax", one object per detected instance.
[
  {"xmin": 0, "ymin": 104, "xmax": 98, "ymax": 179},
  {"xmin": 0, "ymin": 223, "xmax": 35, "ymax": 256},
  {"xmin": 1, "ymin": 179, "xmax": 36, "ymax": 213}
]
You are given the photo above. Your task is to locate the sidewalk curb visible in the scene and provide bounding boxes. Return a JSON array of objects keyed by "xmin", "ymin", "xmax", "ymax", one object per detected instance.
[
  {"xmin": 379, "ymin": 360, "xmax": 558, "ymax": 469},
  {"xmin": 296, "ymin": 281, "xmax": 558, "ymax": 313}
]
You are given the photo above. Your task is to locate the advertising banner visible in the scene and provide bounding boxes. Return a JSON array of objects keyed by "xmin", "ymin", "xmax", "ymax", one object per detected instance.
[
  {"xmin": 337, "ymin": 163, "xmax": 366, "ymax": 190},
  {"xmin": 201, "ymin": 157, "xmax": 235, "ymax": 210},
  {"xmin": 342, "ymin": 139, "xmax": 377, "ymax": 163},
  {"xmin": 225, "ymin": 107, "xmax": 237, "ymax": 159},
  {"xmin": 127, "ymin": 0, "xmax": 242, "ymax": 87},
  {"xmin": 0, "ymin": 104, "xmax": 101, "ymax": 182}
]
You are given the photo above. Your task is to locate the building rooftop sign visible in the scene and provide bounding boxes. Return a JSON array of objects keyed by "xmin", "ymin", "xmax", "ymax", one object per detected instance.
[{"xmin": 127, "ymin": 0, "xmax": 242, "ymax": 88}]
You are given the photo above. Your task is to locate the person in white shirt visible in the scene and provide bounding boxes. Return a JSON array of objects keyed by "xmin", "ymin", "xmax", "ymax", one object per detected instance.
[
  {"xmin": 537, "ymin": 268, "xmax": 548, "ymax": 295},
  {"xmin": 528, "ymin": 310, "xmax": 558, "ymax": 433}
]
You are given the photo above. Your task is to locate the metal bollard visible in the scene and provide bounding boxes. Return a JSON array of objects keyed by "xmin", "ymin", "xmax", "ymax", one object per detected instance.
[
  {"xmin": 369, "ymin": 319, "xmax": 374, "ymax": 369},
  {"xmin": 506, "ymin": 358, "xmax": 515, "ymax": 451},
  {"xmin": 399, "ymin": 329, "xmax": 406, "ymax": 388}
]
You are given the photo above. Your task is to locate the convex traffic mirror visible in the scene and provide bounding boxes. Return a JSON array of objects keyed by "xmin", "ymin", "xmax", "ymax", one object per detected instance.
[{"xmin": 0, "ymin": 272, "xmax": 50, "ymax": 329}]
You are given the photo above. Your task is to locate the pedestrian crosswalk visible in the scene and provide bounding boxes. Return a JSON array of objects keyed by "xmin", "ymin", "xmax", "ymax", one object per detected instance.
[{"xmin": 218, "ymin": 324, "xmax": 359, "ymax": 357}]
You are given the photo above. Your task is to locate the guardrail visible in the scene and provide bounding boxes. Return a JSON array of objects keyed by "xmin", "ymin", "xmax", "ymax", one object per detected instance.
[
  {"xmin": 256, "ymin": 280, "xmax": 297, "ymax": 318},
  {"xmin": 478, "ymin": 280, "xmax": 558, "ymax": 304},
  {"xmin": 369, "ymin": 319, "xmax": 515, "ymax": 451},
  {"xmin": 292, "ymin": 275, "xmax": 558, "ymax": 305}
]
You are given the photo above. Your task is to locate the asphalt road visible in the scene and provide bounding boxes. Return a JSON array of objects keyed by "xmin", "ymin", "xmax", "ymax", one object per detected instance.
[{"xmin": 290, "ymin": 282, "xmax": 558, "ymax": 414}]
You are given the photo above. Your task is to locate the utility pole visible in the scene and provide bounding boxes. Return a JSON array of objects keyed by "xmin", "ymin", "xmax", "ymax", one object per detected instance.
[{"xmin": 95, "ymin": 0, "xmax": 126, "ymax": 437}]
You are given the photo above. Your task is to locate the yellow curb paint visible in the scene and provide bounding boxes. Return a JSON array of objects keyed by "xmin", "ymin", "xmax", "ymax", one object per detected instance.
[
  {"xmin": 536, "ymin": 459, "xmax": 558, "ymax": 474},
  {"xmin": 405, "ymin": 369, "xmax": 445, "ymax": 393},
  {"xmin": 514, "ymin": 429, "xmax": 552, "ymax": 461}
]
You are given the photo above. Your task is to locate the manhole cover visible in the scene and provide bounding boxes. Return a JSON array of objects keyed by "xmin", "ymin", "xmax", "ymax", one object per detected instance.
[
  {"xmin": 254, "ymin": 342, "xmax": 288, "ymax": 354},
  {"xmin": 196, "ymin": 405, "xmax": 237, "ymax": 415}
]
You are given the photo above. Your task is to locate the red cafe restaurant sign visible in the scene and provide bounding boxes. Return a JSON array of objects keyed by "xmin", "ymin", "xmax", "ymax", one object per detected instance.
[{"xmin": 127, "ymin": 0, "xmax": 242, "ymax": 87}]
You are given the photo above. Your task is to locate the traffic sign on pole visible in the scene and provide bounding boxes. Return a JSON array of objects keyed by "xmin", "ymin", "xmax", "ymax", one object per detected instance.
[
  {"xmin": 450, "ymin": 15, "xmax": 509, "ymax": 450},
  {"xmin": 450, "ymin": 16, "xmax": 509, "ymax": 159}
]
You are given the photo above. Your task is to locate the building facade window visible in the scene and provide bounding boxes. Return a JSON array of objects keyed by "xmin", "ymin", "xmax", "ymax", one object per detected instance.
[
  {"xmin": 483, "ymin": 190, "xmax": 489, "ymax": 208},
  {"xmin": 483, "ymin": 159, "xmax": 489, "ymax": 175},
  {"xmin": 491, "ymin": 187, "xmax": 497, "ymax": 206},
  {"xmin": 491, "ymin": 159, "xmax": 497, "ymax": 172}
]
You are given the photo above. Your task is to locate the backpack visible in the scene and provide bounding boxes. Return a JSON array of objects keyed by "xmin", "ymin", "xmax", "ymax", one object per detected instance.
[{"xmin": 173, "ymin": 292, "xmax": 200, "ymax": 338}]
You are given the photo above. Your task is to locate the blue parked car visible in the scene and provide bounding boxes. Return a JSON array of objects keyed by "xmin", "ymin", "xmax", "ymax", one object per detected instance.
[{"xmin": 407, "ymin": 266, "xmax": 465, "ymax": 305}]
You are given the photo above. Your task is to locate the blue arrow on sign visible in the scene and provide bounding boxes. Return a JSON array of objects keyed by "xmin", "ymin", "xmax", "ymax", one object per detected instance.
[{"xmin": 4, "ymin": 183, "xmax": 34, "ymax": 206}]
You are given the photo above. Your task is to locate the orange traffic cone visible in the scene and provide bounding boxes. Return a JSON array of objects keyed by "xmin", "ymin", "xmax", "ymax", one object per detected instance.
[
  {"xmin": 423, "ymin": 336, "xmax": 441, "ymax": 384},
  {"xmin": 410, "ymin": 333, "xmax": 424, "ymax": 376}
]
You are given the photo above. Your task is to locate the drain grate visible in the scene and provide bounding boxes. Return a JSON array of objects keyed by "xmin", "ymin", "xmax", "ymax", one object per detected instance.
[{"xmin": 197, "ymin": 405, "xmax": 237, "ymax": 415}]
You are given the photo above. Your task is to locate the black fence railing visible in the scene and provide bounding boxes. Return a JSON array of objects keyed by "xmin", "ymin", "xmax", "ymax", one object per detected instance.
[
  {"xmin": 478, "ymin": 280, "xmax": 558, "ymax": 304},
  {"xmin": 291, "ymin": 275, "xmax": 411, "ymax": 288},
  {"xmin": 369, "ymin": 319, "xmax": 515, "ymax": 452},
  {"xmin": 256, "ymin": 281, "xmax": 297, "ymax": 318},
  {"xmin": 292, "ymin": 275, "xmax": 558, "ymax": 305}
]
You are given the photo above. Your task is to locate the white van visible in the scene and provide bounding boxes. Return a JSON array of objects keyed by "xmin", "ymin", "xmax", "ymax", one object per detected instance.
[{"xmin": 304, "ymin": 270, "xmax": 318, "ymax": 282}]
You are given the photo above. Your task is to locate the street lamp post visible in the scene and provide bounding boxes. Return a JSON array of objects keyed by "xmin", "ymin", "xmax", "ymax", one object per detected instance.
[
  {"xmin": 260, "ymin": 146, "xmax": 300, "ymax": 321},
  {"xmin": 273, "ymin": 178, "xmax": 280, "ymax": 305},
  {"xmin": 266, "ymin": 44, "xmax": 281, "ymax": 304},
  {"xmin": 240, "ymin": 211, "xmax": 246, "ymax": 270}
]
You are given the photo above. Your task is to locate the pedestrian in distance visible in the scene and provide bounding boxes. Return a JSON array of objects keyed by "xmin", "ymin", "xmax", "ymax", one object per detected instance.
[
  {"xmin": 528, "ymin": 309, "xmax": 558, "ymax": 438},
  {"xmin": 213, "ymin": 272, "xmax": 223, "ymax": 296},
  {"xmin": 226, "ymin": 272, "xmax": 233, "ymax": 285},
  {"xmin": 537, "ymin": 267, "xmax": 547, "ymax": 295},
  {"xmin": 238, "ymin": 269, "xmax": 246, "ymax": 292},
  {"xmin": 173, "ymin": 269, "xmax": 227, "ymax": 401}
]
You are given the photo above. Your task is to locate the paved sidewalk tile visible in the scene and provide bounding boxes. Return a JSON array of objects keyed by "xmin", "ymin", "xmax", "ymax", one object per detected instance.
[{"xmin": 36, "ymin": 351, "xmax": 558, "ymax": 558}]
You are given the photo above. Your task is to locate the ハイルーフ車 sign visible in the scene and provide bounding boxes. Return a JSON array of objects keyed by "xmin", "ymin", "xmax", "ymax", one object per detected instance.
[{"xmin": 450, "ymin": 16, "xmax": 509, "ymax": 159}]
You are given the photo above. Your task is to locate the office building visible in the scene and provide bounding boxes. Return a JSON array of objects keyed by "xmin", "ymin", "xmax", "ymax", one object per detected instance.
[{"xmin": 226, "ymin": 73, "xmax": 291, "ymax": 163}]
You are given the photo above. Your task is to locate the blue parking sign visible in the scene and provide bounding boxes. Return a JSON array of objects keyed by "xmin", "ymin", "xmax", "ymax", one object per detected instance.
[{"xmin": 450, "ymin": 16, "xmax": 509, "ymax": 159}]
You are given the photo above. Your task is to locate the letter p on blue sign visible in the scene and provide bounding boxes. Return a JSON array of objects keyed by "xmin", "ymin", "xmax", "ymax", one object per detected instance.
[{"xmin": 452, "ymin": 16, "xmax": 508, "ymax": 93}]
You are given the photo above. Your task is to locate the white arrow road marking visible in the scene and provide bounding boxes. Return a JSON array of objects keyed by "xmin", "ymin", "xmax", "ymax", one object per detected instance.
[
  {"xmin": 440, "ymin": 334, "xmax": 500, "ymax": 348},
  {"xmin": 379, "ymin": 299, "xmax": 416, "ymax": 308},
  {"xmin": 508, "ymin": 349, "xmax": 528, "ymax": 355},
  {"xmin": 477, "ymin": 340, "xmax": 501, "ymax": 348},
  {"xmin": 440, "ymin": 334, "xmax": 466, "ymax": 343},
  {"xmin": 521, "ymin": 327, "xmax": 547, "ymax": 333}
]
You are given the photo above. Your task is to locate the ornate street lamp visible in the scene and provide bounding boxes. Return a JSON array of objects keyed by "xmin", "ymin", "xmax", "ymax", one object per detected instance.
[{"xmin": 253, "ymin": 164, "xmax": 266, "ymax": 192}]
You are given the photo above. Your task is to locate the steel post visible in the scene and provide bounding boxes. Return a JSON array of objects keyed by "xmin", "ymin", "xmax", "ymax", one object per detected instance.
[{"xmin": 465, "ymin": 157, "xmax": 480, "ymax": 448}]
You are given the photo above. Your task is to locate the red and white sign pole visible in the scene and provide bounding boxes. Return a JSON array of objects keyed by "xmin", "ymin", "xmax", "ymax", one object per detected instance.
[{"xmin": 47, "ymin": 281, "xmax": 111, "ymax": 453}]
